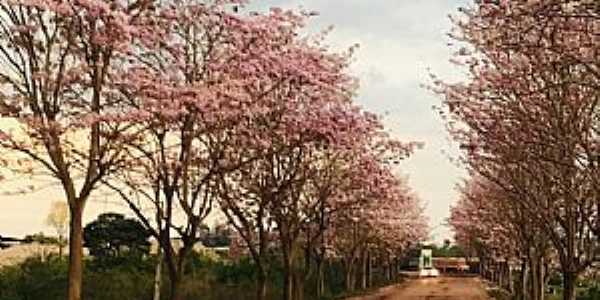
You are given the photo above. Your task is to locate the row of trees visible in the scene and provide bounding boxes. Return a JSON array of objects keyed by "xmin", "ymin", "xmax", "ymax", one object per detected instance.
[
  {"xmin": 0, "ymin": 1, "xmax": 427, "ymax": 300},
  {"xmin": 439, "ymin": 1, "xmax": 600, "ymax": 300}
]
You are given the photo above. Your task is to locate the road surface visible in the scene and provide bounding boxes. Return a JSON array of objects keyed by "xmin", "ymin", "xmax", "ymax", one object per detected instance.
[{"xmin": 348, "ymin": 276, "xmax": 490, "ymax": 300}]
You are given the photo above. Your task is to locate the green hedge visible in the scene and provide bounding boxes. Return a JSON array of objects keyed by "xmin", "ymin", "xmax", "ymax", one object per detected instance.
[{"xmin": 0, "ymin": 253, "xmax": 398, "ymax": 300}]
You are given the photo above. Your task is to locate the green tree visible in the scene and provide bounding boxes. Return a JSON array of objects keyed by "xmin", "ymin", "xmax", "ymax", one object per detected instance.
[
  {"xmin": 431, "ymin": 242, "xmax": 465, "ymax": 258},
  {"xmin": 83, "ymin": 213, "xmax": 150, "ymax": 266}
]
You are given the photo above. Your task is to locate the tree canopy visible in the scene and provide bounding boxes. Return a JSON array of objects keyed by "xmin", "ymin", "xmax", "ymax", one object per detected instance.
[{"xmin": 83, "ymin": 213, "xmax": 150, "ymax": 263}]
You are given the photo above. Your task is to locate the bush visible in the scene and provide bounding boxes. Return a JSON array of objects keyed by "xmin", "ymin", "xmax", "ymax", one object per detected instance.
[
  {"xmin": 579, "ymin": 285, "xmax": 600, "ymax": 300},
  {"xmin": 0, "ymin": 255, "xmax": 156, "ymax": 300},
  {"xmin": 0, "ymin": 264, "xmax": 24, "ymax": 300},
  {"xmin": 0, "ymin": 255, "xmax": 68, "ymax": 300},
  {"xmin": 0, "ymin": 251, "xmax": 395, "ymax": 300},
  {"xmin": 84, "ymin": 267, "xmax": 153, "ymax": 300}
]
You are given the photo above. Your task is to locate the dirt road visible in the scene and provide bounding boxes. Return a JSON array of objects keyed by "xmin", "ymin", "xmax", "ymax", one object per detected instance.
[{"xmin": 348, "ymin": 276, "xmax": 491, "ymax": 300}]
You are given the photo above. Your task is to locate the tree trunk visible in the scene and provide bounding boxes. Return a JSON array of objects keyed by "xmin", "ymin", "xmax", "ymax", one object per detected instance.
[
  {"xmin": 500, "ymin": 263, "xmax": 506, "ymax": 289},
  {"xmin": 531, "ymin": 256, "xmax": 546, "ymax": 300},
  {"xmin": 257, "ymin": 269, "xmax": 268, "ymax": 300},
  {"xmin": 291, "ymin": 243, "xmax": 304, "ymax": 300},
  {"xmin": 67, "ymin": 204, "xmax": 84, "ymax": 300},
  {"xmin": 58, "ymin": 236, "xmax": 65, "ymax": 257},
  {"xmin": 495, "ymin": 263, "xmax": 499, "ymax": 284},
  {"xmin": 284, "ymin": 267, "xmax": 293, "ymax": 300},
  {"xmin": 169, "ymin": 273, "xmax": 183, "ymax": 300},
  {"xmin": 479, "ymin": 258, "xmax": 484, "ymax": 278},
  {"xmin": 521, "ymin": 261, "xmax": 529, "ymax": 300},
  {"xmin": 154, "ymin": 204, "xmax": 164, "ymax": 300},
  {"xmin": 562, "ymin": 271, "xmax": 577, "ymax": 300},
  {"xmin": 360, "ymin": 250, "xmax": 367, "ymax": 290},
  {"xmin": 386, "ymin": 257, "xmax": 392, "ymax": 282},
  {"xmin": 530, "ymin": 258, "xmax": 540, "ymax": 300},
  {"xmin": 367, "ymin": 253, "xmax": 372, "ymax": 288},
  {"xmin": 292, "ymin": 271, "xmax": 304, "ymax": 300},
  {"xmin": 168, "ymin": 247, "xmax": 188, "ymax": 300},
  {"xmin": 283, "ymin": 245, "xmax": 293, "ymax": 300},
  {"xmin": 281, "ymin": 230, "xmax": 306, "ymax": 300},
  {"xmin": 153, "ymin": 249, "xmax": 163, "ymax": 300},
  {"xmin": 394, "ymin": 258, "xmax": 400, "ymax": 280},
  {"xmin": 345, "ymin": 260, "xmax": 355, "ymax": 292},
  {"xmin": 316, "ymin": 258, "xmax": 325, "ymax": 299},
  {"xmin": 502, "ymin": 262, "xmax": 508, "ymax": 289},
  {"xmin": 538, "ymin": 258, "xmax": 545, "ymax": 300},
  {"xmin": 508, "ymin": 264, "xmax": 514, "ymax": 295}
]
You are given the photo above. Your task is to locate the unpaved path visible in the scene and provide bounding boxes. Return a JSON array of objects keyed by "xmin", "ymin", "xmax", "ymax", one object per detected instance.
[{"xmin": 348, "ymin": 276, "xmax": 491, "ymax": 300}]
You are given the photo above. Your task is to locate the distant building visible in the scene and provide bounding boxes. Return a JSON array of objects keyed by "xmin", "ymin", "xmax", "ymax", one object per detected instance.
[{"xmin": 149, "ymin": 238, "xmax": 229, "ymax": 259}]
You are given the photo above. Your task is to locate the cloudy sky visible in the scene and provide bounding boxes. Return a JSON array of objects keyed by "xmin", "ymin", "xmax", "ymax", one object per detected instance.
[
  {"xmin": 1, "ymin": 1, "xmax": 469, "ymax": 242},
  {"xmin": 249, "ymin": 0, "xmax": 470, "ymax": 242}
]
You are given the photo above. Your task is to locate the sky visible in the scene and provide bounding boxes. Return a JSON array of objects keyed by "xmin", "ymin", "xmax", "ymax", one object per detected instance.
[{"xmin": 0, "ymin": 0, "xmax": 469, "ymax": 243}]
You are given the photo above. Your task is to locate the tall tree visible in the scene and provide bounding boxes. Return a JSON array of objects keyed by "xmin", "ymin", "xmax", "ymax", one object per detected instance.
[
  {"xmin": 101, "ymin": 2, "xmax": 349, "ymax": 300},
  {"xmin": 436, "ymin": 1, "xmax": 600, "ymax": 299},
  {"xmin": 0, "ymin": 1, "xmax": 155, "ymax": 299},
  {"xmin": 449, "ymin": 176, "xmax": 551, "ymax": 300}
]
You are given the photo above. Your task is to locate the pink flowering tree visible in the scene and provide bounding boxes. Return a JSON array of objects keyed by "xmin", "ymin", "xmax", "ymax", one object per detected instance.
[
  {"xmin": 206, "ymin": 9, "xmax": 423, "ymax": 298},
  {"xmin": 449, "ymin": 176, "xmax": 551, "ymax": 299},
  {"xmin": 435, "ymin": 1, "xmax": 600, "ymax": 299},
  {"xmin": 216, "ymin": 62, "xmax": 379, "ymax": 300},
  {"xmin": 99, "ymin": 2, "xmax": 341, "ymax": 300},
  {"xmin": 0, "ymin": 1, "xmax": 157, "ymax": 299},
  {"xmin": 327, "ymin": 159, "xmax": 427, "ymax": 292}
]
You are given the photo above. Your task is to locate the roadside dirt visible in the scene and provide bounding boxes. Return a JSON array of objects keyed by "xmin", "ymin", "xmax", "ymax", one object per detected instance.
[{"xmin": 348, "ymin": 276, "xmax": 491, "ymax": 300}]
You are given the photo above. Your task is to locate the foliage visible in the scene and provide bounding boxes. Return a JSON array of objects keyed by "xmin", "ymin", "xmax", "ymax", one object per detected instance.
[
  {"xmin": 45, "ymin": 201, "xmax": 69, "ymax": 248},
  {"xmin": 438, "ymin": 1, "xmax": 600, "ymax": 299},
  {"xmin": 0, "ymin": 251, "xmax": 408, "ymax": 300},
  {"xmin": 580, "ymin": 285, "xmax": 600, "ymax": 300},
  {"xmin": 0, "ymin": 0, "xmax": 153, "ymax": 297},
  {"xmin": 0, "ymin": 256, "xmax": 153, "ymax": 300},
  {"xmin": 431, "ymin": 243, "xmax": 465, "ymax": 258},
  {"xmin": 0, "ymin": 256, "xmax": 68, "ymax": 300},
  {"xmin": 83, "ymin": 213, "xmax": 150, "ymax": 266},
  {"xmin": 83, "ymin": 265, "xmax": 154, "ymax": 300},
  {"xmin": 45, "ymin": 202, "xmax": 69, "ymax": 237}
]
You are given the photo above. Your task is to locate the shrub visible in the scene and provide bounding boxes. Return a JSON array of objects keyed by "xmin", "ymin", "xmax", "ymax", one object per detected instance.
[
  {"xmin": 84, "ymin": 267, "xmax": 153, "ymax": 300},
  {"xmin": 0, "ymin": 255, "xmax": 68, "ymax": 300}
]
